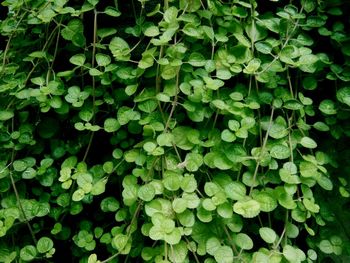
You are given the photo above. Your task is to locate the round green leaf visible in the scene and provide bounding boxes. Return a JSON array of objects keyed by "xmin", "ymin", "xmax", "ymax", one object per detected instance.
[
  {"xmin": 300, "ymin": 136, "xmax": 317, "ymax": 149},
  {"xmin": 319, "ymin": 100, "xmax": 337, "ymax": 115},
  {"xmin": 20, "ymin": 245, "xmax": 37, "ymax": 261},
  {"xmin": 172, "ymin": 198, "xmax": 187, "ymax": 214},
  {"xmin": 253, "ymin": 192, "xmax": 277, "ymax": 212},
  {"xmin": 214, "ymin": 246, "xmax": 233, "ymax": 263},
  {"xmin": 233, "ymin": 199, "xmax": 260, "ymax": 218},
  {"xmin": 138, "ymin": 184, "xmax": 156, "ymax": 202},
  {"xmin": 283, "ymin": 245, "xmax": 297, "ymax": 262},
  {"xmin": 234, "ymin": 233, "xmax": 253, "ymax": 250},
  {"xmin": 164, "ymin": 228, "xmax": 182, "ymax": 245},
  {"xmin": 206, "ymin": 237, "xmax": 221, "ymax": 255},
  {"xmin": 100, "ymin": 197, "xmax": 120, "ymax": 212},
  {"xmin": 0, "ymin": 110, "xmax": 14, "ymax": 121},
  {"xmin": 217, "ymin": 202, "xmax": 233, "ymax": 218},
  {"xmin": 259, "ymin": 227, "xmax": 277, "ymax": 244},
  {"xmin": 69, "ymin": 54, "xmax": 86, "ymax": 66},
  {"xmin": 13, "ymin": 160, "xmax": 27, "ymax": 172},
  {"xmin": 180, "ymin": 175, "xmax": 197, "ymax": 193},
  {"xmin": 36, "ymin": 237, "xmax": 54, "ymax": 254},
  {"xmin": 72, "ymin": 189, "xmax": 85, "ymax": 201},
  {"xmin": 113, "ymin": 234, "xmax": 128, "ymax": 251},
  {"xmin": 163, "ymin": 172, "xmax": 181, "ymax": 191},
  {"xmin": 270, "ymin": 145, "xmax": 290, "ymax": 160},
  {"xmin": 96, "ymin": 53, "xmax": 111, "ymax": 67},
  {"xmin": 144, "ymin": 25, "xmax": 160, "ymax": 37},
  {"xmin": 336, "ymin": 87, "xmax": 350, "ymax": 106}
]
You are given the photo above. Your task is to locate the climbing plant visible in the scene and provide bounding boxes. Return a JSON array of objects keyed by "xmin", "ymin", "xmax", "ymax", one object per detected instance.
[{"xmin": 0, "ymin": 0, "xmax": 350, "ymax": 262}]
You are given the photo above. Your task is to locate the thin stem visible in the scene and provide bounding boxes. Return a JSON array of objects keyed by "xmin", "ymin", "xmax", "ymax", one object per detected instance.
[
  {"xmin": 274, "ymin": 210, "xmax": 288, "ymax": 249},
  {"xmin": 164, "ymin": 69, "xmax": 180, "ymax": 131},
  {"xmin": 183, "ymin": 236, "xmax": 201, "ymax": 263},
  {"xmin": 82, "ymin": 9, "xmax": 98, "ymax": 163},
  {"xmin": 249, "ymin": 107, "xmax": 275, "ymax": 195},
  {"xmin": 257, "ymin": 7, "xmax": 304, "ymax": 75},
  {"xmin": 223, "ymin": 226, "xmax": 239, "ymax": 255},
  {"xmin": 100, "ymin": 202, "xmax": 143, "ymax": 263},
  {"xmin": 1, "ymin": 11, "xmax": 28, "ymax": 76},
  {"xmin": 9, "ymin": 118, "xmax": 37, "ymax": 244}
]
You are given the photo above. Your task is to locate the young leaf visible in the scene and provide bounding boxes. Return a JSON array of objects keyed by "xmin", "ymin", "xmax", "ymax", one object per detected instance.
[
  {"xmin": 259, "ymin": 227, "xmax": 277, "ymax": 244},
  {"xmin": 36, "ymin": 237, "xmax": 54, "ymax": 254},
  {"xmin": 214, "ymin": 246, "xmax": 234, "ymax": 263}
]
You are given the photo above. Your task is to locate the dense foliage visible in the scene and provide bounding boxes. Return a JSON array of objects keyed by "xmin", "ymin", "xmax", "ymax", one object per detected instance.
[{"xmin": 1, "ymin": 0, "xmax": 350, "ymax": 262}]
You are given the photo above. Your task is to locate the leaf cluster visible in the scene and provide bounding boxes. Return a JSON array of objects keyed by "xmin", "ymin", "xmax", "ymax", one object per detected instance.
[{"xmin": 0, "ymin": 0, "xmax": 350, "ymax": 262}]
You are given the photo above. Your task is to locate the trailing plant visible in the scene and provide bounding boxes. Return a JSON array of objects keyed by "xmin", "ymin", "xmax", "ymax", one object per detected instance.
[{"xmin": 0, "ymin": 0, "xmax": 350, "ymax": 262}]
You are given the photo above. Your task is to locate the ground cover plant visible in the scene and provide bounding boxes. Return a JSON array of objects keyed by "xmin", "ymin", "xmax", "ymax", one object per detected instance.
[{"xmin": 0, "ymin": 0, "xmax": 350, "ymax": 262}]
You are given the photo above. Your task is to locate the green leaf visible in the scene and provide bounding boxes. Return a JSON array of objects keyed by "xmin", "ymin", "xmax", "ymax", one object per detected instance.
[
  {"xmin": 302, "ymin": 76, "xmax": 317, "ymax": 90},
  {"xmin": 185, "ymin": 152, "xmax": 203, "ymax": 172},
  {"xmin": 0, "ymin": 110, "xmax": 14, "ymax": 121},
  {"xmin": 143, "ymin": 141, "xmax": 157, "ymax": 153},
  {"xmin": 221, "ymin": 129, "xmax": 236, "ymax": 142},
  {"xmin": 202, "ymin": 25, "xmax": 214, "ymax": 40},
  {"xmin": 233, "ymin": 199, "xmax": 260, "ymax": 218},
  {"xmin": 317, "ymin": 174, "xmax": 333, "ymax": 190},
  {"xmin": 172, "ymin": 198, "xmax": 187, "ymax": 214},
  {"xmin": 104, "ymin": 6, "xmax": 121, "ymax": 17},
  {"xmin": 206, "ymin": 237, "xmax": 221, "ymax": 255},
  {"xmin": 283, "ymin": 245, "xmax": 298, "ymax": 262},
  {"xmin": 188, "ymin": 52, "xmax": 206, "ymax": 67},
  {"xmin": 319, "ymin": 240, "xmax": 333, "ymax": 254},
  {"xmin": 179, "ymin": 0, "xmax": 201, "ymax": 12},
  {"xmin": 183, "ymin": 23, "xmax": 203, "ymax": 38},
  {"xmin": 283, "ymin": 100, "xmax": 303, "ymax": 110},
  {"xmin": 243, "ymin": 58, "xmax": 261, "ymax": 74},
  {"xmin": 113, "ymin": 234, "xmax": 128, "ymax": 251},
  {"xmin": 144, "ymin": 25, "xmax": 160, "ymax": 37},
  {"xmin": 13, "ymin": 160, "xmax": 27, "ymax": 172},
  {"xmin": 22, "ymin": 168, "xmax": 36, "ymax": 179},
  {"xmin": 168, "ymin": 241, "xmax": 188, "ymax": 263},
  {"xmin": 259, "ymin": 227, "xmax": 277, "ymax": 244},
  {"xmin": 96, "ymin": 53, "xmax": 111, "ymax": 67},
  {"xmin": 109, "ymin": 37, "xmax": 131, "ymax": 61},
  {"xmin": 61, "ymin": 19, "xmax": 85, "ymax": 47},
  {"xmin": 336, "ymin": 87, "xmax": 350, "ymax": 106},
  {"xmin": 269, "ymin": 123, "xmax": 288, "ymax": 139},
  {"xmin": 319, "ymin": 100, "xmax": 337, "ymax": 115},
  {"xmin": 234, "ymin": 233, "xmax": 253, "ymax": 250},
  {"xmin": 36, "ymin": 237, "xmax": 54, "ymax": 254},
  {"xmin": 224, "ymin": 181, "xmax": 246, "ymax": 201},
  {"xmin": 88, "ymin": 254, "xmax": 98, "ymax": 263},
  {"xmin": 97, "ymin": 28, "xmax": 117, "ymax": 39},
  {"xmin": 180, "ymin": 175, "xmax": 197, "ymax": 193},
  {"xmin": 72, "ymin": 189, "xmax": 85, "ymax": 201},
  {"xmin": 89, "ymin": 68, "xmax": 103, "ymax": 76},
  {"xmin": 164, "ymin": 6, "xmax": 178, "ymax": 23},
  {"xmin": 91, "ymin": 178, "xmax": 107, "ymax": 196},
  {"xmin": 69, "ymin": 54, "xmax": 86, "ymax": 66},
  {"xmin": 164, "ymin": 228, "xmax": 182, "ymax": 245},
  {"xmin": 255, "ymin": 41, "xmax": 273, "ymax": 54},
  {"xmin": 20, "ymin": 245, "xmax": 37, "ymax": 261},
  {"xmin": 163, "ymin": 172, "xmax": 181, "ymax": 191},
  {"xmin": 313, "ymin": 121, "xmax": 329, "ymax": 131},
  {"xmin": 157, "ymin": 133, "xmax": 174, "ymax": 147},
  {"xmin": 104, "ymin": 118, "xmax": 121, "ymax": 133},
  {"xmin": 253, "ymin": 192, "xmax": 278, "ymax": 212},
  {"xmin": 270, "ymin": 145, "xmax": 290, "ymax": 160},
  {"xmin": 300, "ymin": 136, "xmax": 317, "ymax": 149},
  {"xmin": 100, "ymin": 197, "xmax": 120, "ymax": 212},
  {"xmin": 161, "ymin": 65, "xmax": 178, "ymax": 80},
  {"xmin": 214, "ymin": 246, "xmax": 234, "ymax": 263},
  {"xmin": 138, "ymin": 184, "xmax": 156, "ymax": 202}
]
